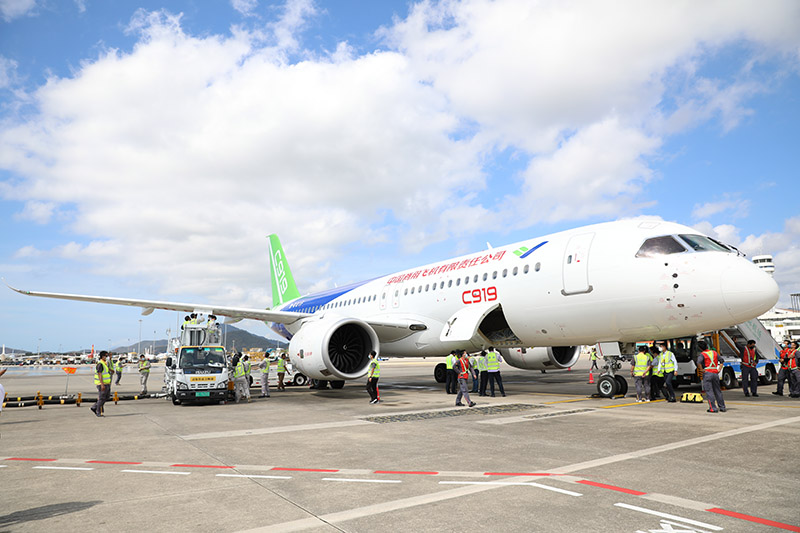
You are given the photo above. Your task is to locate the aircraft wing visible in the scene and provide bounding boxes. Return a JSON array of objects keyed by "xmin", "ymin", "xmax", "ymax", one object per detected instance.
[{"xmin": 6, "ymin": 284, "xmax": 311, "ymax": 325}]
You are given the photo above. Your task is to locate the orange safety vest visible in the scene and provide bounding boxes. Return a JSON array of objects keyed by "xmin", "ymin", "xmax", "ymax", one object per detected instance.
[
  {"xmin": 788, "ymin": 350, "xmax": 798, "ymax": 370},
  {"xmin": 457, "ymin": 358, "xmax": 470, "ymax": 380},
  {"xmin": 702, "ymin": 350, "xmax": 720, "ymax": 374},
  {"xmin": 780, "ymin": 349, "xmax": 792, "ymax": 369},
  {"xmin": 742, "ymin": 346, "xmax": 757, "ymax": 367}
]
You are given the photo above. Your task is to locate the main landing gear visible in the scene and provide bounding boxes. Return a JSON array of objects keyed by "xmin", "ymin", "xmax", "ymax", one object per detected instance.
[{"xmin": 596, "ymin": 354, "xmax": 628, "ymax": 398}]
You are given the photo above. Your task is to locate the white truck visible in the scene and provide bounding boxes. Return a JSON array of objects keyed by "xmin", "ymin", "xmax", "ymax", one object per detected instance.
[{"xmin": 164, "ymin": 322, "xmax": 230, "ymax": 405}]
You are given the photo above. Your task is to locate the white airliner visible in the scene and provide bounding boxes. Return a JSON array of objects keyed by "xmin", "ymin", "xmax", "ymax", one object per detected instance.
[{"xmin": 7, "ymin": 219, "xmax": 779, "ymax": 384}]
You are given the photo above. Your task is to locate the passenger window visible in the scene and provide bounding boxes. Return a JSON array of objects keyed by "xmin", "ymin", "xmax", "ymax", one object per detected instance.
[
  {"xmin": 440, "ymin": 281, "xmax": 445, "ymax": 289},
  {"xmin": 513, "ymin": 266, "xmax": 518, "ymax": 276},
  {"xmin": 636, "ymin": 236, "xmax": 687, "ymax": 258},
  {"xmin": 535, "ymin": 262, "xmax": 541, "ymax": 272},
  {"xmin": 567, "ymin": 255, "xmax": 572, "ymax": 264},
  {"xmin": 411, "ymin": 287, "xmax": 415, "ymax": 294},
  {"xmin": 464, "ymin": 276, "xmax": 469, "ymax": 285},
  {"xmin": 523, "ymin": 264, "xmax": 529, "ymax": 274},
  {"xmin": 456, "ymin": 279, "xmax": 461, "ymax": 286},
  {"xmin": 448, "ymin": 280, "xmax": 452, "ymax": 288},
  {"xmin": 404, "ymin": 289, "xmax": 408, "ymax": 295},
  {"xmin": 502, "ymin": 269, "xmax": 508, "ymax": 278},
  {"xmin": 473, "ymin": 275, "xmax": 478, "ymax": 283},
  {"xmin": 492, "ymin": 271, "xmax": 497, "ymax": 279},
  {"xmin": 418, "ymin": 285, "xmax": 422, "ymax": 293},
  {"xmin": 425, "ymin": 284, "xmax": 429, "ymax": 291},
  {"xmin": 382, "ymin": 293, "xmax": 386, "ymax": 300},
  {"xmin": 483, "ymin": 273, "xmax": 488, "ymax": 281}
]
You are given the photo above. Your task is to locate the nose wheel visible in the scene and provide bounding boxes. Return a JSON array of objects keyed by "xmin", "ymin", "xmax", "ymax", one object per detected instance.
[{"xmin": 596, "ymin": 354, "xmax": 628, "ymax": 398}]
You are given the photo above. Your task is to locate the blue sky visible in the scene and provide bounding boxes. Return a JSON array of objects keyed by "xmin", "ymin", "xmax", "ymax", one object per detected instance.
[{"xmin": 1, "ymin": 0, "xmax": 799, "ymax": 353}]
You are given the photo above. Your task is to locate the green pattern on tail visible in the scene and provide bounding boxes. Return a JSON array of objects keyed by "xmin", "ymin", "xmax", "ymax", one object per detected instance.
[{"xmin": 268, "ymin": 234, "xmax": 301, "ymax": 307}]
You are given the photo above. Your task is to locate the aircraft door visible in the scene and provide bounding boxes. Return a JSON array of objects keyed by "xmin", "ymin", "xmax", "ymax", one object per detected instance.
[{"xmin": 562, "ymin": 232, "xmax": 595, "ymax": 295}]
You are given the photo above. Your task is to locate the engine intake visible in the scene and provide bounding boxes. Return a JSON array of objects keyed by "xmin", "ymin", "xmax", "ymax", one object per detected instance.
[
  {"xmin": 500, "ymin": 346, "xmax": 581, "ymax": 370},
  {"xmin": 288, "ymin": 316, "xmax": 377, "ymax": 380}
]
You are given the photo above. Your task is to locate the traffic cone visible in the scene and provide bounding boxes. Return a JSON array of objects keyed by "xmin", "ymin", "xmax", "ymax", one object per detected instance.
[
  {"xmin": 588, "ymin": 372, "xmax": 594, "ymax": 384},
  {"xmin": 567, "ymin": 366, "xmax": 572, "ymax": 371}
]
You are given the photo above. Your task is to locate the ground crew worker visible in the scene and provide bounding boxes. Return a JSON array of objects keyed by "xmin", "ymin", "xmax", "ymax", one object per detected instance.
[
  {"xmin": 181, "ymin": 315, "xmax": 191, "ymax": 330},
  {"xmin": 774, "ymin": 342, "xmax": 792, "ymax": 397},
  {"xmin": 478, "ymin": 350, "xmax": 489, "ymax": 396},
  {"xmin": 138, "ymin": 354, "xmax": 151, "ymax": 395},
  {"xmin": 445, "ymin": 351, "xmax": 457, "ymax": 394},
  {"xmin": 206, "ymin": 315, "xmax": 219, "ymax": 343},
  {"xmin": 455, "ymin": 350, "xmax": 476, "ymax": 407},
  {"xmin": 630, "ymin": 345, "xmax": 651, "ymax": 403},
  {"xmin": 740, "ymin": 339, "xmax": 759, "ymax": 397},
  {"xmin": 486, "ymin": 347, "xmax": 506, "ymax": 397},
  {"xmin": 698, "ymin": 340, "xmax": 726, "ymax": 412},
  {"xmin": 91, "ymin": 351, "xmax": 112, "ymax": 417},
  {"xmin": 277, "ymin": 354, "xmax": 291, "ymax": 391},
  {"xmin": 788, "ymin": 341, "xmax": 800, "ymax": 398},
  {"xmin": 590, "ymin": 347, "xmax": 599, "ymax": 371},
  {"xmin": 242, "ymin": 354, "xmax": 252, "ymax": 402},
  {"xmin": 232, "ymin": 354, "xmax": 248, "ymax": 403},
  {"xmin": 113, "ymin": 356, "xmax": 124, "ymax": 386},
  {"xmin": 367, "ymin": 351, "xmax": 380, "ymax": 404},
  {"xmin": 469, "ymin": 352, "xmax": 479, "ymax": 393},
  {"xmin": 649, "ymin": 345, "xmax": 663, "ymax": 400},
  {"xmin": 656, "ymin": 342, "xmax": 677, "ymax": 402},
  {"xmin": 257, "ymin": 356, "xmax": 271, "ymax": 398}
]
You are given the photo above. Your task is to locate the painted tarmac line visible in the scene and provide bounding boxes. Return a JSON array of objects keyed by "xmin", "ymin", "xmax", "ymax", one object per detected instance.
[
  {"xmin": 550, "ymin": 414, "xmax": 800, "ymax": 474},
  {"xmin": 180, "ymin": 419, "xmax": 373, "ymax": 440},
  {"xmin": 615, "ymin": 502, "xmax": 723, "ymax": 531},
  {"xmin": 577, "ymin": 479, "xmax": 646, "ymax": 496},
  {"xmin": 120, "ymin": 469, "xmax": 192, "ymax": 476},
  {"xmin": 33, "ymin": 466, "xmax": 94, "ymax": 471},
  {"xmin": 322, "ymin": 478, "xmax": 402, "ymax": 484},
  {"xmin": 706, "ymin": 508, "xmax": 800, "ymax": 532},
  {"xmin": 217, "ymin": 474, "xmax": 292, "ymax": 480},
  {"xmin": 439, "ymin": 480, "xmax": 582, "ymax": 496}
]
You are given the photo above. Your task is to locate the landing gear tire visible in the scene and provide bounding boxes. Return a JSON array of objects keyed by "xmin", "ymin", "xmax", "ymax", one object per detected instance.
[
  {"xmin": 721, "ymin": 368, "xmax": 736, "ymax": 390},
  {"xmin": 330, "ymin": 380, "xmax": 345, "ymax": 389},
  {"xmin": 293, "ymin": 374, "xmax": 308, "ymax": 387},
  {"xmin": 597, "ymin": 375, "xmax": 619, "ymax": 398},
  {"xmin": 613, "ymin": 375, "xmax": 628, "ymax": 397},
  {"xmin": 434, "ymin": 363, "xmax": 447, "ymax": 383}
]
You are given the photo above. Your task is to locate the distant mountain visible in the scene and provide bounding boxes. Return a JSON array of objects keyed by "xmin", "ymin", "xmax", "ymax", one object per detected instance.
[{"xmin": 111, "ymin": 324, "xmax": 287, "ymax": 354}]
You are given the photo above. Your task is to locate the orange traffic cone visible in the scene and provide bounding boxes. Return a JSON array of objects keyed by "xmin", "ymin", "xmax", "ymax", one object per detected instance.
[
  {"xmin": 588, "ymin": 372, "xmax": 594, "ymax": 384},
  {"xmin": 567, "ymin": 366, "xmax": 572, "ymax": 371}
]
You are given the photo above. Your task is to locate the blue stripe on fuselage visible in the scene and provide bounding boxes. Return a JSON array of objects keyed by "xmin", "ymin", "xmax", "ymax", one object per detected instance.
[{"xmin": 280, "ymin": 277, "xmax": 378, "ymax": 313}]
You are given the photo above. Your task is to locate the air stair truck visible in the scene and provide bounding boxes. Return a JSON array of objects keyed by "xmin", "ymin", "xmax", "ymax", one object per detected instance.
[
  {"xmin": 164, "ymin": 320, "xmax": 230, "ymax": 405},
  {"xmin": 593, "ymin": 318, "xmax": 780, "ymax": 397}
]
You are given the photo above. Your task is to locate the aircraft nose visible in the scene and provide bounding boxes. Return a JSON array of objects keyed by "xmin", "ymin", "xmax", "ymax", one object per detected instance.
[{"xmin": 721, "ymin": 262, "xmax": 779, "ymax": 323}]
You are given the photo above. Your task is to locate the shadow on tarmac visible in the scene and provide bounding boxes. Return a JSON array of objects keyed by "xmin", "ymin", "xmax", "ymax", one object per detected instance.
[{"xmin": 0, "ymin": 501, "xmax": 102, "ymax": 528}]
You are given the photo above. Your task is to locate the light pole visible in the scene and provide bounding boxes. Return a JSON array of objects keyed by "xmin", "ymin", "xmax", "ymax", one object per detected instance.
[
  {"xmin": 37, "ymin": 338, "xmax": 41, "ymax": 358},
  {"xmin": 152, "ymin": 330, "xmax": 156, "ymax": 355},
  {"xmin": 138, "ymin": 319, "xmax": 142, "ymax": 355}
]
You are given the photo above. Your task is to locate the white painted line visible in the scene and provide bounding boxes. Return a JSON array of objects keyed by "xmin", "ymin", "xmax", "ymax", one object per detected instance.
[
  {"xmin": 181, "ymin": 420, "xmax": 373, "ymax": 440},
  {"xmin": 216, "ymin": 474, "xmax": 292, "ymax": 480},
  {"xmin": 614, "ymin": 503, "xmax": 723, "ymax": 531},
  {"xmin": 660, "ymin": 519, "xmax": 716, "ymax": 533},
  {"xmin": 322, "ymin": 478, "xmax": 402, "ymax": 484},
  {"xmin": 33, "ymin": 466, "xmax": 94, "ymax": 471},
  {"xmin": 439, "ymin": 480, "xmax": 581, "ymax": 496},
  {"xmin": 121, "ymin": 469, "xmax": 191, "ymax": 476},
  {"xmin": 0, "ymin": 465, "xmax": 7, "ymax": 468}
]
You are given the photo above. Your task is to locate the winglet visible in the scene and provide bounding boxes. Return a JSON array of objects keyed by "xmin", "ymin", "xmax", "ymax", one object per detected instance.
[{"xmin": 267, "ymin": 234, "xmax": 301, "ymax": 308}]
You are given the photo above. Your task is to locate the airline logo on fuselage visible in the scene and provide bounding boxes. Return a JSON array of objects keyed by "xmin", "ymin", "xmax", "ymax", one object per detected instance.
[
  {"xmin": 513, "ymin": 240, "xmax": 548, "ymax": 259},
  {"xmin": 386, "ymin": 251, "xmax": 507, "ymax": 285}
]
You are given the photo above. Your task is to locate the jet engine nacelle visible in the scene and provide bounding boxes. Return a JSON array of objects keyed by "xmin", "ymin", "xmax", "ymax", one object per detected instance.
[
  {"xmin": 500, "ymin": 346, "xmax": 581, "ymax": 370},
  {"xmin": 288, "ymin": 315, "xmax": 378, "ymax": 380}
]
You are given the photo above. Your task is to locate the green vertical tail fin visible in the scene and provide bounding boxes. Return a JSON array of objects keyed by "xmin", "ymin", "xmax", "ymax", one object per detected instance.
[{"xmin": 268, "ymin": 234, "xmax": 301, "ymax": 308}]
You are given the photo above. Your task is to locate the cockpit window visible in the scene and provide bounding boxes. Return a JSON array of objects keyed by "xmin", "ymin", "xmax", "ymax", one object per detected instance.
[
  {"xmin": 678, "ymin": 234, "xmax": 732, "ymax": 253},
  {"xmin": 636, "ymin": 236, "xmax": 687, "ymax": 258}
]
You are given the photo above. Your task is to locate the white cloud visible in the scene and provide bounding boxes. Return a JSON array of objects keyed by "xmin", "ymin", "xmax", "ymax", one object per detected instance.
[
  {"xmin": 691, "ymin": 196, "xmax": 750, "ymax": 220},
  {"xmin": 0, "ymin": 0, "xmax": 36, "ymax": 22},
  {"xmin": 231, "ymin": 0, "xmax": 258, "ymax": 17},
  {"xmin": 14, "ymin": 200, "xmax": 55, "ymax": 223},
  {"xmin": 1, "ymin": 0, "xmax": 799, "ymax": 308}
]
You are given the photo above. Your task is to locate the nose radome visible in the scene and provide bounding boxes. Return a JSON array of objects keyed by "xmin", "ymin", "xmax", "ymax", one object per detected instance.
[{"xmin": 721, "ymin": 262, "xmax": 780, "ymax": 323}]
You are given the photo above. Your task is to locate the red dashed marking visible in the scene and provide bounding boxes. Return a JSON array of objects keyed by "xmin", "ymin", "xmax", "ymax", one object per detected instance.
[
  {"xmin": 707, "ymin": 508, "xmax": 800, "ymax": 532},
  {"xmin": 577, "ymin": 480, "xmax": 646, "ymax": 496},
  {"xmin": 86, "ymin": 460, "xmax": 142, "ymax": 465},
  {"xmin": 484, "ymin": 472, "xmax": 556, "ymax": 476},
  {"xmin": 5, "ymin": 457, "xmax": 57, "ymax": 462},
  {"xmin": 271, "ymin": 467, "xmax": 339, "ymax": 473},
  {"xmin": 374, "ymin": 470, "xmax": 438, "ymax": 475},
  {"xmin": 171, "ymin": 464, "xmax": 234, "ymax": 469}
]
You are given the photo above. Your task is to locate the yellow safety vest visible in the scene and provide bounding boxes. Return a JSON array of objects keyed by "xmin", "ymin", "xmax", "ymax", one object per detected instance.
[
  {"xmin": 277, "ymin": 358, "xmax": 286, "ymax": 372},
  {"xmin": 445, "ymin": 354, "xmax": 455, "ymax": 370},
  {"xmin": 633, "ymin": 352, "xmax": 650, "ymax": 377},
  {"xmin": 244, "ymin": 361, "xmax": 251, "ymax": 376},
  {"xmin": 139, "ymin": 360, "xmax": 150, "ymax": 373},
  {"xmin": 486, "ymin": 351, "xmax": 500, "ymax": 371},
  {"xmin": 233, "ymin": 362, "xmax": 245, "ymax": 378},
  {"xmin": 660, "ymin": 351, "xmax": 675, "ymax": 373},
  {"xmin": 477, "ymin": 356, "xmax": 487, "ymax": 372},
  {"xmin": 369, "ymin": 359, "xmax": 381, "ymax": 378},
  {"xmin": 94, "ymin": 360, "xmax": 112, "ymax": 385}
]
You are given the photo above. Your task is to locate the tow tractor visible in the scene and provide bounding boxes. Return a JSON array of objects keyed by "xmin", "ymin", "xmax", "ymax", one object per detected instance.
[
  {"xmin": 592, "ymin": 318, "xmax": 780, "ymax": 398},
  {"xmin": 164, "ymin": 321, "xmax": 230, "ymax": 405}
]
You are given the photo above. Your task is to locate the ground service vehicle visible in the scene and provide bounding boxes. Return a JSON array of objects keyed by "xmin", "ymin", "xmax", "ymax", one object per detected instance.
[{"xmin": 164, "ymin": 322, "xmax": 229, "ymax": 405}]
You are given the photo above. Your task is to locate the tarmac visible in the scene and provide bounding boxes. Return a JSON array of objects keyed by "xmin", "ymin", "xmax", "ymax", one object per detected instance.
[{"xmin": 1, "ymin": 358, "xmax": 799, "ymax": 532}]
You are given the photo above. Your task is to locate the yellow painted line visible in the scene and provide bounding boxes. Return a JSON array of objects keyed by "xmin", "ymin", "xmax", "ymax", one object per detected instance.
[
  {"xmin": 726, "ymin": 402, "xmax": 800, "ymax": 409},
  {"xmin": 600, "ymin": 399, "xmax": 666, "ymax": 409}
]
